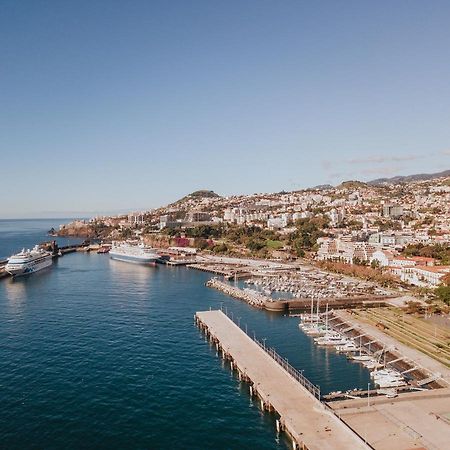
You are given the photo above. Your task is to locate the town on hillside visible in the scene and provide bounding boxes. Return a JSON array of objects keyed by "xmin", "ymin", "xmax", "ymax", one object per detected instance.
[{"xmin": 58, "ymin": 174, "xmax": 450, "ymax": 305}]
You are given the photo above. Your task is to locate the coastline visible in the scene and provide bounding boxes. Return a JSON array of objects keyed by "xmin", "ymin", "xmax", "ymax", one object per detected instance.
[{"xmin": 2, "ymin": 223, "xmax": 449, "ymax": 449}]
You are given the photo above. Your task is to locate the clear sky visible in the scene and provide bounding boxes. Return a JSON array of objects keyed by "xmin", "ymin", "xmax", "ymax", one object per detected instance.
[{"xmin": 1, "ymin": 0, "xmax": 450, "ymax": 218}]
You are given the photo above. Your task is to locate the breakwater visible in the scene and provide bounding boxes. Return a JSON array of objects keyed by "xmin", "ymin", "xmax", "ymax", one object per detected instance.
[
  {"xmin": 206, "ymin": 278, "xmax": 270, "ymax": 308},
  {"xmin": 206, "ymin": 278, "xmax": 389, "ymax": 313}
]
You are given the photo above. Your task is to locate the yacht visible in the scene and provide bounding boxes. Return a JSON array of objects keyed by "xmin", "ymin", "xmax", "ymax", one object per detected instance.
[
  {"xmin": 315, "ymin": 333, "xmax": 348, "ymax": 346},
  {"xmin": 336, "ymin": 341, "xmax": 359, "ymax": 353},
  {"xmin": 374, "ymin": 372, "xmax": 407, "ymax": 388},
  {"xmin": 371, "ymin": 368, "xmax": 403, "ymax": 380},
  {"xmin": 303, "ymin": 323, "xmax": 328, "ymax": 336},
  {"xmin": 363, "ymin": 359, "xmax": 384, "ymax": 370},
  {"xmin": 5, "ymin": 246, "xmax": 53, "ymax": 277},
  {"xmin": 109, "ymin": 241, "xmax": 159, "ymax": 265}
]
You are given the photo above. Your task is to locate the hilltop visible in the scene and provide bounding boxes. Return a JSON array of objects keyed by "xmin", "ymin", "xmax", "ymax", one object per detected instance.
[
  {"xmin": 171, "ymin": 190, "xmax": 221, "ymax": 206},
  {"xmin": 368, "ymin": 169, "xmax": 450, "ymax": 185},
  {"xmin": 336, "ymin": 180, "xmax": 368, "ymax": 190}
]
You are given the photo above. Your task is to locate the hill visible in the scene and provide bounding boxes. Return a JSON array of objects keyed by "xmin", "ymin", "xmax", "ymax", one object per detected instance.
[
  {"xmin": 172, "ymin": 190, "xmax": 221, "ymax": 205},
  {"xmin": 368, "ymin": 169, "xmax": 450, "ymax": 185},
  {"xmin": 337, "ymin": 180, "xmax": 368, "ymax": 190}
]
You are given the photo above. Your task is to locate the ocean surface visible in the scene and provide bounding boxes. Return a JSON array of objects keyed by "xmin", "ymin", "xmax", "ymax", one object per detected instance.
[
  {"xmin": 0, "ymin": 220, "xmax": 373, "ymax": 449},
  {"xmin": 0, "ymin": 219, "xmax": 84, "ymax": 259}
]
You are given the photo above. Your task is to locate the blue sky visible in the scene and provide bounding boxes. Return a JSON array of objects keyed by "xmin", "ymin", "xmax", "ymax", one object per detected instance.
[{"xmin": 1, "ymin": 1, "xmax": 450, "ymax": 218}]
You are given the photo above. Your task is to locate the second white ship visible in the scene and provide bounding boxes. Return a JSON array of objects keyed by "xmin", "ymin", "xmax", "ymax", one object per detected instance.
[{"xmin": 109, "ymin": 241, "xmax": 159, "ymax": 265}]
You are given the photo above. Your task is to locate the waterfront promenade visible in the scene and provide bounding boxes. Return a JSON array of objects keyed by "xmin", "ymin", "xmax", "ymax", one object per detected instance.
[{"xmin": 196, "ymin": 310, "xmax": 369, "ymax": 450}]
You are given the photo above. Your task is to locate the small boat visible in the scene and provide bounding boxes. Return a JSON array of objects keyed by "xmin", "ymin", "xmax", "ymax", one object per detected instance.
[
  {"xmin": 371, "ymin": 369, "xmax": 403, "ymax": 379},
  {"xmin": 302, "ymin": 324, "xmax": 328, "ymax": 336},
  {"xmin": 336, "ymin": 341, "xmax": 359, "ymax": 353},
  {"xmin": 315, "ymin": 333, "xmax": 348, "ymax": 346},
  {"xmin": 349, "ymin": 354, "xmax": 373, "ymax": 362},
  {"xmin": 375, "ymin": 376, "xmax": 407, "ymax": 388},
  {"xmin": 363, "ymin": 359, "xmax": 384, "ymax": 370}
]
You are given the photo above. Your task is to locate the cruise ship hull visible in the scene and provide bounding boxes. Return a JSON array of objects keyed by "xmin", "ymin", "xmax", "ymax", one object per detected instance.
[
  {"xmin": 5, "ymin": 257, "xmax": 53, "ymax": 277},
  {"xmin": 110, "ymin": 253, "xmax": 157, "ymax": 265}
]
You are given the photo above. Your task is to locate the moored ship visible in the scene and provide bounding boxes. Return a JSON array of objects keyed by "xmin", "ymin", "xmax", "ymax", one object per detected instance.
[
  {"xmin": 5, "ymin": 246, "xmax": 53, "ymax": 277},
  {"xmin": 109, "ymin": 241, "xmax": 159, "ymax": 265}
]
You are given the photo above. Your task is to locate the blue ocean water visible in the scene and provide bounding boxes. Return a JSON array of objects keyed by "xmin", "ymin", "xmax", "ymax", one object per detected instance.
[
  {"xmin": 0, "ymin": 220, "xmax": 372, "ymax": 449},
  {"xmin": 0, "ymin": 219, "xmax": 84, "ymax": 259}
]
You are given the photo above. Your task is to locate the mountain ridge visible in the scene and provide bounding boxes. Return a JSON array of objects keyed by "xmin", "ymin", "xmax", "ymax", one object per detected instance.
[{"xmin": 367, "ymin": 169, "xmax": 450, "ymax": 185}]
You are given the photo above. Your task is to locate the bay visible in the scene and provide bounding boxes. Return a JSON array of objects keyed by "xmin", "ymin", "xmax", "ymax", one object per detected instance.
[{"xmin": 0, "ymin": 220, "xmax": 372, "ymax": 449}]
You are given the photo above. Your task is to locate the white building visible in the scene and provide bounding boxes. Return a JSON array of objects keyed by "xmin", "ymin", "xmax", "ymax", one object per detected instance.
[
  {"xmin": 389, "ymin": 265, "xmax": 450, "ymax": 287},
  {"xmin": 317, "ymin": 237, "xmax": 377, "ymax": 264}
]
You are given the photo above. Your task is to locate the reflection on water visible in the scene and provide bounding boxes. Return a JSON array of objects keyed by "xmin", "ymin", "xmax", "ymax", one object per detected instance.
[
  {"xmin": 3, "ymin": 278, "xmax": 27, "ymax": 311},
  {"xmin": 108, "ymin": 258, "xmax": 157, "ymax": 286},
  {"xmin": 2, "ymin": 266, "xmax": 53, "ymax": 313}
]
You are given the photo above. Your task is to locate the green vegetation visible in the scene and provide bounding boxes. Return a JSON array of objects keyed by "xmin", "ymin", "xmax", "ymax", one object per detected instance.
[
  {"xmin": 373, "ymin": 218, "xmax": 402, "ymax": 231},
  {"xmin": 435, "ymin": 286, "xmax": 450, "ymax": 305},
  {"xmin": 403, "ymin": 243, "xmax": 450, "ymax": 264},
  {"xmin": 164, "ymin": 223, "xmax": 285, "ymax": 256},
  {"xmin": 336, "ymin": 180, "xmax": 367, "ymax": 190},
  {"xmin": 317, "ymin": 260, "xmax": 399, "ymax": 287},
  {"xmin": 266, "ymin": 239, "xmax": 284, "ymax": 249},
  {"xmin": 184, "ymin": 224, "xmax": 223, "ymax": 239},
  {"xmin": 193, "ymin": 237, "xmax": 211, "ymax": 250},
  {"xmin": 119, "ymin": 228, "xmax": 133, "ymax": 239},
  {"xmin": 172, "ymin": 190, "xmax": 221, "ymax": 205},
  {"xmin": 289, "ymin": 217, "xmax": 328, "ymax": 257},
  {"xmin": 212, "ymin": 242, "xmax": 228, "ymax": 254}
]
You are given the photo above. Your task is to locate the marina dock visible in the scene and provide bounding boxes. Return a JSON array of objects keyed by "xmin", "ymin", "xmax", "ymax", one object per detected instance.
[
  {"xmin": 195, "ymin": 310, "xmax": 369, "ymax": 450},
  {"xmin": 206, "ymin": 278, "xmax": 389, "ymax": 312}
]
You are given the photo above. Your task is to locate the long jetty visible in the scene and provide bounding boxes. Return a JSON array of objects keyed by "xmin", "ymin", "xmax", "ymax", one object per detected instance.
[{"xmin": 195, "ymin": 310, "xmax": 369, "ymax": 450}]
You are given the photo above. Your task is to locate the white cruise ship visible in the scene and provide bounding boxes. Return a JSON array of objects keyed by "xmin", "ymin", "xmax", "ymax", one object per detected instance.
[
  {"xmin": 5, "ymin": 246, "xmax": 53, "ymax": 277},
  {"xmin": 109, "ymin": 241, "xmax": 159, "ymax": 265}
]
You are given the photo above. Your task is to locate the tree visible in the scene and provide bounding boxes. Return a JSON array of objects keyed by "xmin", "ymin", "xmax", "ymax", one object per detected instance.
[
  {"xmin": 193, "ymin": 238, "xmax": 209, "ymax": 250},
  {"xmin": 289, "ymin": 218, "xmax": 326, "ymax": 256},
  {"xmin": 212, "ymin": 243, "xmax": 228, "ymax": 254},
  {"xmin": 435, "ymin": 286, "xmax": 450, "ymax": 305},
  {"xmin": 246, "ymin": 238, "xmax": 266, "ymax": 252}
]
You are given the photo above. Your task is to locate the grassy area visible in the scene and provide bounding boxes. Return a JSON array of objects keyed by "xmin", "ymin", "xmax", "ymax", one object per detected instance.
[
  {"xmin": 266, "ymin": 239, "xmax": 284, "ymax": 249},
  {"xmin": 353, "ymin": 307, "xmax": 450, "ymax": 368}
]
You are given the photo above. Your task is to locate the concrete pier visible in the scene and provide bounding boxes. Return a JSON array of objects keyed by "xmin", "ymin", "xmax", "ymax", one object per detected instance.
[{"xmin": 195, "ymin": 310, "xmax": 369, "ymax": 450}]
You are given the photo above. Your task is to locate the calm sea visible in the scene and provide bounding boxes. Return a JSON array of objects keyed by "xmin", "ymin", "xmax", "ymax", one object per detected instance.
[
  {"xmin": 0, "ymin": 219, "xmax": 84, "ymax": 259},
  {"xmin": 0, "ymin": 219, "xmax": 372, "ymax": 449}
]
